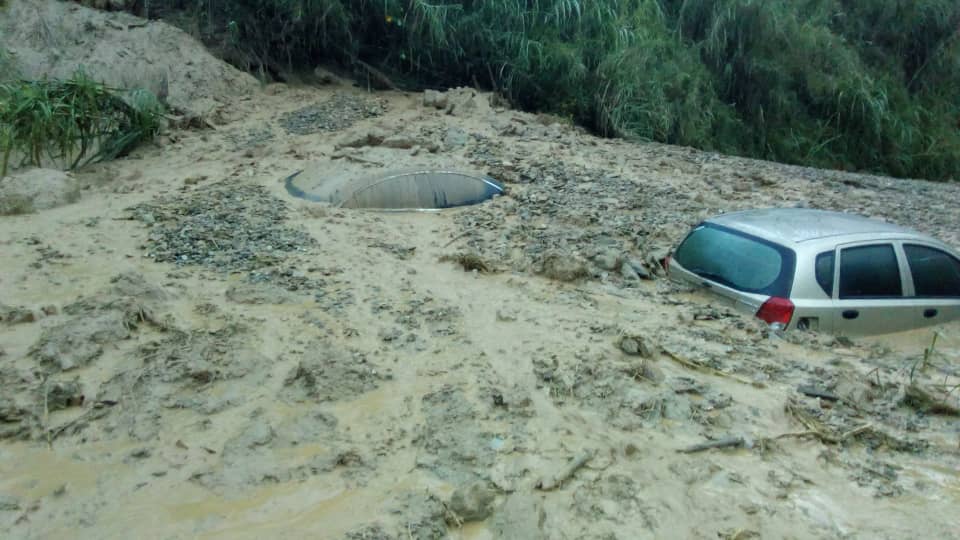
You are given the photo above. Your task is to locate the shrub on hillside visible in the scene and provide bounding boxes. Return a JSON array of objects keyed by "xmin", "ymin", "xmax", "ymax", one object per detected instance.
[{"xmin": 0, "ymin": 70, "xmax": 163, "ymax": 177}]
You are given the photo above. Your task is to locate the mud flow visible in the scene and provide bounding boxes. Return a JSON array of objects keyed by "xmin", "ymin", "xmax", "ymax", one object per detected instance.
[{"xmin": 2, "ymin": 1, "xmax": 960, "ymax": 539}]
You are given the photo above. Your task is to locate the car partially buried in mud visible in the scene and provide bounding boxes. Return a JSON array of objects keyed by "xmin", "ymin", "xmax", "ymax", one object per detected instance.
[{"xmin": 668, "ymin": 208, "xmax": 960, "ymax": 335}]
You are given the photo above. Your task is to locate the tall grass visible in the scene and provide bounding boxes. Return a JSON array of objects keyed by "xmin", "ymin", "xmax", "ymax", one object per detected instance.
[
  {"xmin": 140, "ymin": 0, "xmax": 960, "ymax": 180},
  {"xmin": 0, "ymin": 70, "xmax": 163, "ymax": 177}
]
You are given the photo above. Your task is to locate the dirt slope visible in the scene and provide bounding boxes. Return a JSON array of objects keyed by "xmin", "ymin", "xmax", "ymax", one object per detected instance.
[{"xmin": 1, "ymin": 7, "xmax": 960, "ymax": 540}]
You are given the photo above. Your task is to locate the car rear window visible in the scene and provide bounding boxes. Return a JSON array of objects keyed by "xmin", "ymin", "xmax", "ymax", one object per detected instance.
[
  {"xmin": 815, "ymin": 251, "xmax": 835, "ymax": 297},
  {"xmin": 904, "ymin": 244, "xmax": 960, "ymax": 298},
  {"xmin": 673, "ymin": 223, "xmax": 796, "ymax": 297},
  {"xmin": 839, "ymin": 244, "xmax": 902, "ymax": 299}
]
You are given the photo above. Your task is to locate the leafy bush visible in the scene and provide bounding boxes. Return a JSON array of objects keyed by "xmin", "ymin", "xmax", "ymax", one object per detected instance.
[
  {"xmin": 139, "ymin": 0, "xmax": 960, "ymax": 180},
  {"xmin": 0, "ymin": 70, "xmax": 163, "ymax": 177}
]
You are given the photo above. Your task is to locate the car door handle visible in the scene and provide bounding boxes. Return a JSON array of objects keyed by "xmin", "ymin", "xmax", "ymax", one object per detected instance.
[
  {"xmin": 842, "ymin": 310, "xmax": 859, "ymax": 320},
  {"xmin": 924, "ymin": 308, "xmax": 938, "ymax": 319}
]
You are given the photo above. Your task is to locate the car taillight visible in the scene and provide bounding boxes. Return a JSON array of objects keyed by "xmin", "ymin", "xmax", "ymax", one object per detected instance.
[{"xmin": 756, "ymin": 297, "xmax": 794, "ymax": 326}]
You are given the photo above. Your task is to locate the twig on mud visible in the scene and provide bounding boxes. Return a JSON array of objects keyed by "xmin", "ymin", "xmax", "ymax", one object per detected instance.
[
  {"xmin": 442, "ymin": 231, "xmax": 471, "ymax": 249},
  {"xmin": 663, "ymin": 349, "xmax": 766, "ymax": 389},
  {"xmin": 677, "ymin": 436, "xmax": 745, "ymax": 454},
  {"xmin": 903, "ymin": 383, "xmax": 960, "ymax": 416},
  {"xmin": 536, "ymin": 451, "xmax": 594, "ymax": 491}
]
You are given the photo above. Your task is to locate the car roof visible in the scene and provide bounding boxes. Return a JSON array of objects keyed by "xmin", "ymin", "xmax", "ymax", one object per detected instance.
[{"xmin": 706, "ymin": 208, "xmax": 928, "ymax": 245}]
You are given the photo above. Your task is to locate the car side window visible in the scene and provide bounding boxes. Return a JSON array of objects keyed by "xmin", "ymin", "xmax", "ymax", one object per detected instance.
[
  {"xmin": 815, "ymin": 251, "xmax": 834, "ymax": 297},
  {"xmin": 904, "ymin": 244, "xmax": 960, "ymax": 298},
  {"xmin": 839, "ymin": 244, "xmax": 902, "ymax": 299}
]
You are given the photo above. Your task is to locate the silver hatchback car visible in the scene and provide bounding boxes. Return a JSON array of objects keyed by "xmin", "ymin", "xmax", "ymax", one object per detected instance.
[{"xmin": 668, "ymin": 208, "xmax": 960, "ymax": 335}]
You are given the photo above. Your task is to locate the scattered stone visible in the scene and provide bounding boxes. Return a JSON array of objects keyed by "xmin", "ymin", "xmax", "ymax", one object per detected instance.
[
  {"xmin": 44, "ymin": 380, "xmax": 85, "ymax": 411},
  {"xmin": 540, "ymin": 252, "xmax": 588, "ymax": 282},
  {"xmin": 448, "ymin": 481, "xmax": 497, "ymax": 523},
  {"xmin": 381, "ymin": 134, "xmax": 418, "ymax": 149},
  {"xmin": 279, "ymin": 93, "xmax": 387, "ymax": 135},
  {"xmin": 0, "ymin": 305, "xmax": 36, "ymax": 325},
  {"xmin": 0, "ymin": 495, "xmax": 21, "ymax": 512},
  {"xmin": 490, "ymin": 494, "xmax": 546, "ymax": 540},
  {"xmin": 423, "ymin": 89, "xmax": 448, "ymax": 109},
  {"xmin": 618, "ymin": 335, "xmax": 656, "ymax": 358},
  {"xmin": 0, "ymin": 169, "xmax": 80, "ymax": 215},
  {"xmin": 444, "ymin": 127, "xmax": 469, "ymax": 149},
  {"xmin": 620, "ymin": 261, "xmax": 640, "ymax": 282},
  {"xmin": 593, "ymin": 249, "xmax": 621, "ymax": 272},
  {"xmin": 129, "ymin": 181, "xmax": 316, "ymax": 275},
  {"xmin": 627, "ymin": 258, "xmax": 653, "ymax": 280},
  {"xmin": 226, "ymin": 283, "xmax": 299, "ymax": 305}
]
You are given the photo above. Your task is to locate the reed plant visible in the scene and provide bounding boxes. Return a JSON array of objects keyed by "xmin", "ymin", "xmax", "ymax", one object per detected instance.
[{"xmin": 0, "ymin": 70, "xmax": 163, "ymax": 177}]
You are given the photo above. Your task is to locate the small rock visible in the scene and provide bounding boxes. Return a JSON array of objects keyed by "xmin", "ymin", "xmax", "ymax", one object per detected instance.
[
  {"xmin": 423, "ymin": 89, "xmax": 448, "ymax": 109},
  {"xmin": 0, "ymin": 305, "xmax": 36, "ymax": 325},
  {"xmin": 444, "ymin": 127, "xmax": 469, "ymax": 149},
  {"xmin": 620, "ymin": 338, "xmax": 640, "ymax": 356},
  {"xmin": 540, "ymin": 252, "xmax": 589, "ymax": 282},
  {"xmin": 448, "ymin": 481, "xmax": 497, "ymax": 523},
  {"xmin": 45, "ymin": 380, "xmax": 85, "ymax": 411},
  {"xmin": 496, "ymin": 309, "xmax": 517, "ymax": 322},
  {"xmin": 620, "ymin": 261, "xmax": 640, "ymax": 282},
  {"xmin": 128, "ymin": 448, "xmax": 152, "ymax": 460},
  {"xmin": 593, "ymin": 250, "xmax": 620, "ymax": 272},
  {"xmin": 619, "ymin": 335, "xmax": 656, "ymax": 358},
  {"xmin": 381, "ymin": 134, "xmax": 418, "ymax": 149},
  {"xmin": 0, "ymin": 495, "xmax": 21, "ymax": 512},
  {"xmin": 627, "ymin": 258, "xmax": 653, "ymax": 280}
]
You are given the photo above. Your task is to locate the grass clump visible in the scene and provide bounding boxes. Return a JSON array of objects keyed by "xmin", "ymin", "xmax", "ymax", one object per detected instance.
[{"xmin": 0, "ymin": 70, "xmax": 163, "ymax": 177}]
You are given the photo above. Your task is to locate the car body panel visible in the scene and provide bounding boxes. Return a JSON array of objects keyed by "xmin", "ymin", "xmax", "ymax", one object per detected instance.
[{"xmin": 669, "ymin": 209, "xmax": 960, "ymax": 335}]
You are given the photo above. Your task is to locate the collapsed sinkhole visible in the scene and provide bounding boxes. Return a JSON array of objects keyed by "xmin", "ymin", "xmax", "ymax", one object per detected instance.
[{"xmin": 284, "ymin": 168, "xmax": 504, "ymax": 210}]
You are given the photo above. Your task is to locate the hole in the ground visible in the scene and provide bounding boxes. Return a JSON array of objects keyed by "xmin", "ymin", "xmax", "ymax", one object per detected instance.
[{"xmin": 284, "ymin": 168, "xmax": 504, "ymax": 210}]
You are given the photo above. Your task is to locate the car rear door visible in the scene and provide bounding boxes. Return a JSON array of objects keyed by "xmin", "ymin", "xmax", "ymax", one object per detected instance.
[
  {"xmin": 831, "ymin": 242, "xmax": 915, "ymax": 335},
  {"xmin": 902, "ymin": 243, "xmax": 960, "ymax": 328}
]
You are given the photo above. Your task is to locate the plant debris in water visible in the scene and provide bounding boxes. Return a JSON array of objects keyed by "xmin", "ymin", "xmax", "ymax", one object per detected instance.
[{"xmin": 278, "ymin": 93, "xmax": 387, "ymax": 135}]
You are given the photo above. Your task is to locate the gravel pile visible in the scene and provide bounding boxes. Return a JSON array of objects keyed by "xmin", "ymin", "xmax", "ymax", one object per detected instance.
[
  {"xmin": 279, "ymin": 93, "xmax": 388, "ymax": 135},
  {"xmin": 129, "ymin": 181, "xmax": 316, "ymax": 275}
]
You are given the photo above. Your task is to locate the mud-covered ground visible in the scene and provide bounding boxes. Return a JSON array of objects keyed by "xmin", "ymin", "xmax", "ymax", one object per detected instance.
[{"xmin": 2, "ymin": 5, "xmax": 960, "ymax": 539}]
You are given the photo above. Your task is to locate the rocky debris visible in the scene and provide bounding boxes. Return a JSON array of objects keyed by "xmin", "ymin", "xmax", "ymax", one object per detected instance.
[
  {"xmin": 423, "ymin": 89, "xmax": 448, "ymax": 109},
  {"xmin": 540, "ymin": 251, "xmax": 589, "ymax": 282},
  {"xmin": 593, "ymin": 249, "xmax": 621, "ymax": 271},
  {"xmin": 42, "ymin": 380, "xmax": 85, "ymax": 411},
  {"xmin": 447, "ymin": 481, "xmax": 497, "ymax": 523},
  {"xmin": 414, "ymin": 385, "xmax": 499, "ymax": 482},
  {"xmin": 344, "ymin": 524, "xmax": 393, "ymax": 540},
  {"xmin": 130, "ymin": 180, "xmax": 316, "ymax": 275},
  {"xmin": 0, "ymin": 304, "xmax": 37, "ymax": 325},
  {"xmin": 443, "ymin": 127, "xmax": 469, "ymax": 149},
  {"xmin": 620, "ymin": 260, "xmax": 641, "ymax": 282},
  {"xmin": 225, "ymin": 282, "xmax": 299, "ymax": 305},
  {"xmin": 280, "ymin": 93, "xmax": 387, "ymax": 135},
  {"xmin": 386, "ymin": 492, "xmax": 448, "ymax": 540},
  {"xmin": 0, "ymin": 397, "xmax": 35, "ymax": 440},
  {"xmin": 282, "ymin": 346, "xmax": 391, "ymax": 403},
  {"xmin": 0, "ymin": 169, "xmax": 80, "ymax": 215},
  {"xmin": 31, "ymin": 274, "xmax": 166, "ymax": 372},
  {"xmin": 619, "ymin": 334, "xmax": 657, "ymax": 358},
  {"xmin": 0, "ymin": 495, "xmax": 21, "ymax": 512},
  {"xmin": 490, "ymin": 494, "xmax": 546, "ymax": 539}
]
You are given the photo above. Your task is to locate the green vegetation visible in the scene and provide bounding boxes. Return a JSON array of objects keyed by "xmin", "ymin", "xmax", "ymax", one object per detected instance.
[
  {"xmin": 150, "ymin": 0, "xmax": 958, "ymax": 180},
  {"xmin": 0, "ymin": 70, "xmax": 163, "ymax": 177}
]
